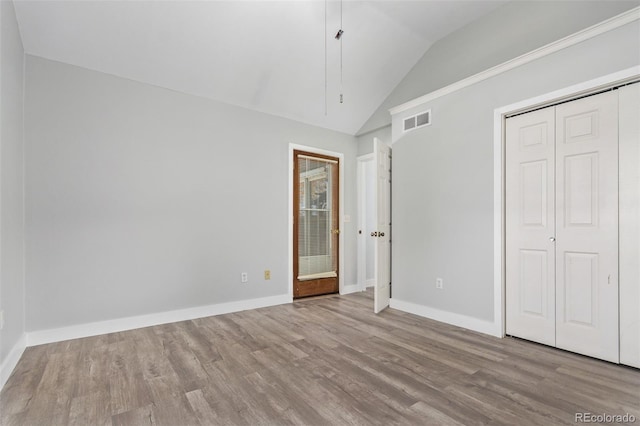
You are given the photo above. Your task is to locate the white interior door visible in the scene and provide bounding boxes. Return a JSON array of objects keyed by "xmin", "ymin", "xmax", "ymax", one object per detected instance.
[
  {"xmin": 374, "ymin": 138, "xmax": 391, "ymax": 314},
  {"xmin": 619, "ymin": 83, "xmax": 640, "ymax": 368},
  {"xmin": 555, "ymin": 91, "xmax": 619, "ymax": 363},
  {"xmin": 506, "ymin": 106, "xmax": 556, "ymax": 346}
]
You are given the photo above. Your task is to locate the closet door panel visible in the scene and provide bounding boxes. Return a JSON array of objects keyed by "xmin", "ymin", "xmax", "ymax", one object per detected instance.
[
  {"xmin": 506, "ymin": 107, "xmax": 556, "ymax": 346},
  {"xmin": 619, "ymin": 83, "xmax": 640, "ymax": 368},
  {"xmin": 555, "ymin": 90, "xmax": 619, "ymax": 363}
]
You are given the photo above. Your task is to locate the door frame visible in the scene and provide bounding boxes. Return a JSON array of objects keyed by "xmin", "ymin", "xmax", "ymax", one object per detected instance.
[
  {"xmin": 493, "ymin": 66, "xmax": 640, "ymax": 337},
  {"xmin": 288, "ymin": 143, "xmax": 345, "ymax": 301},
  {"xmin": 357, "ymin": 152, "xmax": 374, "ymax": 292}
]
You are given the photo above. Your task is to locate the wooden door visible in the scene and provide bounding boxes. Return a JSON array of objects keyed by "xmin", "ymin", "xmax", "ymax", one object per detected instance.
[
  {"xmin": 505, "ymin": 106, "xmax": 557, "ymax": 346},
  {"xmin": 555, "ymin": 91, "xmax": 619, "ymax": 363},
  {"xmin": 374, "ymin": 139, "xmax": 391, "ymax": 313},
  {"xmin": 293, "ymin": 151, "xmax": 339, "ymax": 298}
]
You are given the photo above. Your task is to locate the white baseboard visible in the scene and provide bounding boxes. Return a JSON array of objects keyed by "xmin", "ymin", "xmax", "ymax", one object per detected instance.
[
  {"xmin": 0, "ymin": 333, "xmax": 27, "ymax": 391},
  {"xmin": 27, "ymin": 294, "xmax": 291, "ymax": 347},
  {"xmin": 390, "ymin": 299, "xmax": 501, "ymax": 337},
  {"xmin": 341, "ymin": 284, "xmax": 360, "ymax": 295}
]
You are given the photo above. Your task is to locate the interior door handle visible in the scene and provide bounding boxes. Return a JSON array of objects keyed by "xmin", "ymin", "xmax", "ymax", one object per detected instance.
[
  {"xmin": 371, "ymin": 231, "xmax": 378, "ymax": 237},
  {"xmin": 549, "ymin": 236, "xmax": 556, "ymax": 242},
  {"xmin": 379, "ymin": 232, "xmax": 385, "ymax": 237}
]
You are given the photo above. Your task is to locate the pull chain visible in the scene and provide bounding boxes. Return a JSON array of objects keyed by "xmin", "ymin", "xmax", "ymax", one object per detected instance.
[
  {"xmin": 324, "ymin": 0, "xmax": 327, "ymax": 115},
  {"xmin": 340, "ymin": 0, "xmax": 343, "ymax": 104}
]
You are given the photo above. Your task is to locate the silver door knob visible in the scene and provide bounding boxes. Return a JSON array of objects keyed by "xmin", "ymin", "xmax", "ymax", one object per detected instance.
[{"xmin": 549, "ymin": 237, "xmax": 556, "ymax": 242}]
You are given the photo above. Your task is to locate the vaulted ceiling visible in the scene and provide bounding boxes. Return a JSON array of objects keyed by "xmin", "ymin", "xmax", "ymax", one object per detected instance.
[{"xmin": 13, "ymin": 0, "xmax": 505, "ymax": 135}]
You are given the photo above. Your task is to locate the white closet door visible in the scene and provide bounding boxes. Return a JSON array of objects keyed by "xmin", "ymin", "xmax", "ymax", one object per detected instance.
[
  {"xmin": 555, "ymin": 91, "xmax": 619, "ymax": 363},
  {"xmin": 506, "ymin": 106, "xmax": 556, "ymax": 346},
  {"xmin": 619, "ymin": 83, "xmax": 640, "ymax": 368}
]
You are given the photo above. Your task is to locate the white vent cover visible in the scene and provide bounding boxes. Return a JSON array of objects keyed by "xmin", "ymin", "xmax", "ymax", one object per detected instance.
[{"xmin": 403, "ymin": 109, "xmax": 431, "ymax": 132}]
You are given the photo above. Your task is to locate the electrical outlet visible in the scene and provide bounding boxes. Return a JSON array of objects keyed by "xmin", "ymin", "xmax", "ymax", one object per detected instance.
[
  {"xmin": 241, "ymin": 272, "xmax": 248, "ymax": 283},
  {"xmin": 436, "ymin": 278, "xmax": 443, "ymax": 289},
  {"xmin": 264, "ymin": 270, "xmax": 271, "ymax": 280}
]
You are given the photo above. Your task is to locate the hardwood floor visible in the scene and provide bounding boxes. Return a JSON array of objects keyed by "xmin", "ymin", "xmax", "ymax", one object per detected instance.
[{"xmin": 2, "ymin": 290, "xmax": 639, "ymax": 425}]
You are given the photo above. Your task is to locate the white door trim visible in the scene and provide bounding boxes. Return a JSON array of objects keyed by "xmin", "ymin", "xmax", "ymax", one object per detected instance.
[
  {"xmin": 288, "ymin": 144, "xmax": 345, "ymax": 300},
  {"xmin": 493, "ymin": 66, "xmax": 640, "ymax": 337},
  {"xmin": 357, "ymin": 153, "xmax": 374, "ymax": 292}
]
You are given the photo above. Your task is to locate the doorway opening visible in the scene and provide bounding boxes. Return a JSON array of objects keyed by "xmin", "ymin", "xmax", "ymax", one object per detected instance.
[
  {"xmin": 357, "ymin": 153, "xmax": 376, "ymax": 292},
  {"xmin": 356, "ymin": 137, "xmax": 392, "ymax": 313}
]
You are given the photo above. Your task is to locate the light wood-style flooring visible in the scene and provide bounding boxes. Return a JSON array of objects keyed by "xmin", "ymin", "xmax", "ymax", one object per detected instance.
[{"xmin": 1, "ymin": 290, "xmax": 639, "ymax": 425}]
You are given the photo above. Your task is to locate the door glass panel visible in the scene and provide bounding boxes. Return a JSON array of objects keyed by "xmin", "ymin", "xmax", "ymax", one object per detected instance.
[{"xmin": 297, "ymin": 157, "xmax": 337, "ymax": 280}]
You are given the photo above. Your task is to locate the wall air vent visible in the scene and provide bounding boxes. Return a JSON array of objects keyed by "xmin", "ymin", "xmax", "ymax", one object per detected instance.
[{"xmin": 403, "ymin": 109, "xmax": 431, "ymax": 132}]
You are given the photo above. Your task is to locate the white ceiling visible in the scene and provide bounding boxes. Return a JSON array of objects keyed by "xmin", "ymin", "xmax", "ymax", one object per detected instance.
[{"xmin": 13, "ymin": 0, "xmax": 505, "ymax": 135}]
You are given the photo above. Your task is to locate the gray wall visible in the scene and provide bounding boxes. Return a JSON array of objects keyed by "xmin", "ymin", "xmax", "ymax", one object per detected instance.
[
  {"xmin": 358, "ymin": 1, "xmax": 640, "ymax": 135},
  {"xmin": 392, "ymin": 20, "xmax": 640, "ymax": 321},
  {"xmin": 25, "ymin": 56, "xmax": 357, "ymax": 332},
  {"xmin": 356, "ymin": 126, "xmax": 392, "ymax": 156},
  {"xmin": 0, "ymin": 0, "xmax": 26, "ymax": 364}
]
